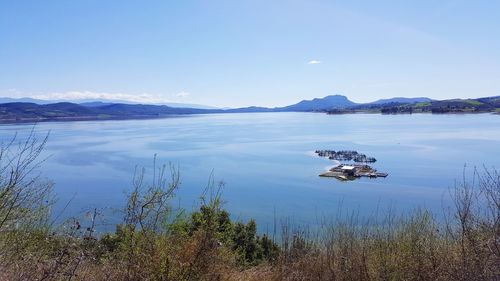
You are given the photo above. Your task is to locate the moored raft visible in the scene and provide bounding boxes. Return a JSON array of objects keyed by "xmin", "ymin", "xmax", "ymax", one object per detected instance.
[
  {"xmin": 316, "ymin": 150, "xmax": 389, "ymax": 181},
  {"xmin": 316, "ymin": 150, "xmax": 377, "ymax": 163}
]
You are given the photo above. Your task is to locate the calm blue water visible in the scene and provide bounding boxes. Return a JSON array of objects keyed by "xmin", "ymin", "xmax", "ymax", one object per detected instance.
[{"xmin": 1, "ymin": 113, "xmax": 499, "ymax": 230}]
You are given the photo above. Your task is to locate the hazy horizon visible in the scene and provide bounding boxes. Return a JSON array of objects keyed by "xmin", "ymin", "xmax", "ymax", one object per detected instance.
[
  {"xmin": 1, "ymin": 1, "xmax": 499, "ymax": 107},
  {"xmin": 0, "ymin": 93, "xmax": 438, "ymax": 108}
]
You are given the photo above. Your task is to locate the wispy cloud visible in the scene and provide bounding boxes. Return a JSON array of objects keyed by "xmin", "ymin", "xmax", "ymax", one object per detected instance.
[
  {"xmin": 0, "ymin": 90, "xmax": 194, "ymax": 104},
  {"xmin": 1, "ymin": 89, "xmax": 198, "ymax": 104},
  {"xmin": 307, "ymin": 60, "xmax": 322, "ymax": 65},
  {"xmin": 175, "ymin": 91, "xmax": 190, "ymax": 98},
  {"xmin": 32, "ymin": 91, "xmax": 175, "ymax": 104}
]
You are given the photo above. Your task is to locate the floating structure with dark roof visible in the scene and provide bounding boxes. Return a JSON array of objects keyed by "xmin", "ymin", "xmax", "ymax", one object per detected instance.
[{"xmin": 315, "ymin": 150, "xmax": 388, "ymax": 181}]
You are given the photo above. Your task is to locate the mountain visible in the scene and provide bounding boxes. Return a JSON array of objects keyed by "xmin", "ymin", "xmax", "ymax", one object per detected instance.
[
  {"xmin": 277, "ymin": 95, "xmax": 357, "ymax": 111},
  {"xmin": 476, "ymin": 96, "xmax": 500, "ymax": 108},
  {"xmin": 0, "ymin": 97, "xmax": 56, "ymax": 104},
  {"xmin": 0, "ymin": 102, "xmax": 217, "ymax": 122},
  {"xmin": 329, "ymin": 96, "xmax": 500, "ymax": 114},
  {"xmin": 161, "ymin": 103, "xmax": 219, "ymax": 109},
  {"xmin": 0, "ymin": 94, "xmax": 358, "ymax": 113},
  {"xmin": 0, "ymin": 94, "xmax": 357, "ymax": 121},
  {"xmin": 224, "ymin": 106, "xmax": 274, "ymax": 113},
  {"xmin": 369, "ymin": 97, "xmax": 432, "ymax": 105},
  {"xmin": 220, "ymin": 95, "xmax": 357, "ymax": 113},
  {"xmin": 0, "ymin": 97, "xmax": 217, "ymax": 109},
  {"xmin": 79, "ymin": 101, "xmax": 116, "ymax": 107},
  {"xmin": 78, "ymin": 100, "xmax": 218, "ymax": 109},
  {"xmin": 0, "ymin": 102, "xmax": 95, "ymax": 120},
  {"xmin": 2, "ymin": 95, "xmax": 499, "ymax": 123},
  {"xmin": 93, "ymin": 103, "xmax": 215, "ymax": 115}
]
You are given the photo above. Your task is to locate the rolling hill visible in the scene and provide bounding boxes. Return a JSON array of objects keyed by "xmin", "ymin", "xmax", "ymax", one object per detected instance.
[{"xmin": 1, "ymin": 95, "xmax": 499, "ymax": 122}]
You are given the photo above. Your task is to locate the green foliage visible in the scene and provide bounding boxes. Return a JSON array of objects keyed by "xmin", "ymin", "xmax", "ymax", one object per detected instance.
[
  {"xmin": 188, "ymin": 204, "xmax": 279, "ymax": 266},
  {"xmin": 231, "ymin": 220, "xmax": 280, "ymax": 265}
]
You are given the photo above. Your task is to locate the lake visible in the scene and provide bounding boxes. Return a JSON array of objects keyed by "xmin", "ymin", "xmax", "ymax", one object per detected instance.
[{"xmin": 1, "ymin": 113, "xmax": 499, "ymax": 231}]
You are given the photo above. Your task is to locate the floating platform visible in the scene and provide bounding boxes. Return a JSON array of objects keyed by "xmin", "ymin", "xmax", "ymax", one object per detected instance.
[
  {"xmin": 315, "ymin": 150, "xmax": 376, "ymax": 163},
  {"xmin": 316, "ymin": 149, "xmax": 388, "ymax": 181},
  {"xmin": 319, "ymin": 163, "xmax": 388, "ymax": 180}
]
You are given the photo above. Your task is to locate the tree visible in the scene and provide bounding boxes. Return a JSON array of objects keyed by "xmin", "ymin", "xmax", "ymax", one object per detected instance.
[{"xmin": 0, "ymin": 127, "xmax": 53, "ymax": 231}]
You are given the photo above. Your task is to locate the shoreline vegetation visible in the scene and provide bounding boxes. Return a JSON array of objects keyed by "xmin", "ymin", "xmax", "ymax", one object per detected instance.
[
  {"xmin": 1, "ymin": 132, "xmax": 499, "ymax": 280},
  {"xmin": 1, "ymin": 95, "xmax": 499, "ymax": 124}
]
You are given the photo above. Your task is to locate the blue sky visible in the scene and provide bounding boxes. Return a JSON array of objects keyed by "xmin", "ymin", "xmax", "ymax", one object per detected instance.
[{"xmin": 1, "ymin": 0, "xmax": 499, "ymax": 107}]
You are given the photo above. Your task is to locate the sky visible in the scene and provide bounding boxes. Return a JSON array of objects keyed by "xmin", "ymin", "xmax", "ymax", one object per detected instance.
[{"xmin": 1, "ymin": 0, "xmax": 499, "ymax": 107}]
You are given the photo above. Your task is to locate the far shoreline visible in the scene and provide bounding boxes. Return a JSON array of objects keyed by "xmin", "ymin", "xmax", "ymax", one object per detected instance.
[{"xmin": 0, "ymin": 110, "xmax": 498, "ymax": 125}]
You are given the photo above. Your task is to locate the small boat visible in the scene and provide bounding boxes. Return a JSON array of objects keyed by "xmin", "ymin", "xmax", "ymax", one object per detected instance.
[{"xmin": 335, "ymin": 175, "xmax": 348, "ymax": 181}]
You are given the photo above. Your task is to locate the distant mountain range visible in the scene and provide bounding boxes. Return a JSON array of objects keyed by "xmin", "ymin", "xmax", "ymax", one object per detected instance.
[
  {"xmin": 0, "ymin": 95, "xmax": 355, "ymax": 112},
  {"xmin": 0, "ymin": 97, "xmax": 218, "ymax": 109},
  {"xmin": 368, "ymin": 97, "xmax": 433, "ymax": 105},
  {"xmin": 279, "ymin": 95, "xmax": 356, "ymax": 111},
  {"xmin": 1, "ymin": 95, "xmax": 499, "ymax": 123},
  {"xmin": 340, "ymin": 96, "xmax": 500, "ymax": 114},
  {"xmin": 219, "ymin": 95, "xmax": 357, "ymax": 113}
]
